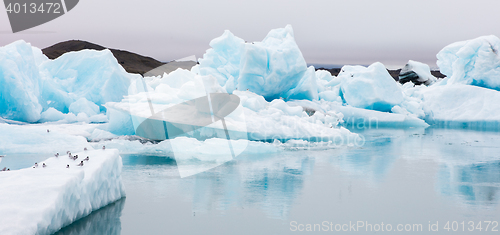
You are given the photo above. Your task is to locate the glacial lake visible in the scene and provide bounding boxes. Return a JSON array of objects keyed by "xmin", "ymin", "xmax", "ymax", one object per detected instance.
[{"xmin": 21, "ymin": 127, "xmax": 500, "ymax": 234}]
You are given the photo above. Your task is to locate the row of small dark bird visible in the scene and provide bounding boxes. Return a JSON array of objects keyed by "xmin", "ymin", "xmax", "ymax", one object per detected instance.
[{"xmin": 1, "ymin": 146, "xmax": 105, "ymax": 172}]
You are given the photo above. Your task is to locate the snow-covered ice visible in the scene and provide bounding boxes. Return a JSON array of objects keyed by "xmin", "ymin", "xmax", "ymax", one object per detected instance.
[
  {"xmin": 399, "ymin": 60, "xmax": 437, "ymax": 86},
  {"xmin": 0, "ymin": 149, "xmax": 125, "ymax": 235}
]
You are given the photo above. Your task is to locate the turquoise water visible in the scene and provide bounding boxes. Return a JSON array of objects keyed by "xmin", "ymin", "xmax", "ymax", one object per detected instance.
[{"xmin": 45, "ymin": 128, "xmax": 500, "ymax": 233}]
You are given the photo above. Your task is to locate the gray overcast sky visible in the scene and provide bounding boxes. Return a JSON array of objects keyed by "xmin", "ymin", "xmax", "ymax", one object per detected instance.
[{"xmin": 1, "ymin": 0, "xmax": 500, "ymax": 68}]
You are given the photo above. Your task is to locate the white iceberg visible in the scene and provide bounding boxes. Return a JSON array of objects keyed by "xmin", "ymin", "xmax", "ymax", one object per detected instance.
[
  {"xmin": 418, "ymin": 84, "xmax": 500, "ymax": 128},
  {"xmin": 0, "ymin": 149, "xmax": 125, "ymax": 235},
  {"xmin": 198, "ymin": 25, "xmax": 317, "ymax": 101},
  {"xmin": 0, "ymin": 40, "xmax": 44, "ymax": 122},
  {"xmin": 437, "ymin": 35, "xmax": 500, "ymax": 90},
  {"xmin": 399, "ymin": 60, "xmax": 437, "ymax": 86},
  {"xmin": 105, "ymin": 70, "xmax": 358, "ymax": 145},
  {"xmin": 338, "ymin": 62, "xmax": 404, "ymax": 112}
]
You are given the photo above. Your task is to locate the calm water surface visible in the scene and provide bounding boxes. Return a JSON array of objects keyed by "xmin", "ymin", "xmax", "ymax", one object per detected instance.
[{"xmin": 50, "ymin": 127, "xmax": 500, "ymax": 234}]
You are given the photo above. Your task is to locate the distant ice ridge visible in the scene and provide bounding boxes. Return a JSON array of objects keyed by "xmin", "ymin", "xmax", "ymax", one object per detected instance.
[
  {"xmin": 0, "ymin": 149, "xmax": 125, "ymax": 235},
  {"xmin": 437, "ymin": 35, "xmax": 500, "ymax": 90},
  {"xmin": 0, "ymin": 40, "xmax": 138, "ymax": 123}
]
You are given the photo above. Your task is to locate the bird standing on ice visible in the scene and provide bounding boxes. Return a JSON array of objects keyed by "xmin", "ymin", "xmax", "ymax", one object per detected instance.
[
  {"xmin": 42, "ymin": 163, "xmax": 47, "ymax": 168},
  {"xmin": 34, "ymin": 162, "xmax": 38, "ymax": 168},
  {"xmin": 66, "ymin": 164, "xmax": 70, "ymax": 168},
  {"xmin": 77, "ymin": 161, "xmax": 84, "ymax": 166},
  {"xmin": 55, "ymin": 153, "xmax": 59, "ymax": 157},
  {"xmin": 102, "ymin": 146, "xmax": 105, "ymax": 150},
  {"xmin": 84, "ymin": 156, "xmax": 89, "ymax": 161}
]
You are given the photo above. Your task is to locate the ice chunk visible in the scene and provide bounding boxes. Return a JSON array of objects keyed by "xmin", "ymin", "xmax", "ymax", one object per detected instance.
[
  {"xmin": 339, "ymin": 62, "xmax": 404, "ymax": 112},
  {"xmin": 234, "ymin": 90, "xmax": 268, "ymax": 112},
  {"xmin": 437, "ymin": 35, "xmax": 500, "ymax": 90},
  {"xmin": 39, "ymin": 107, "xmax": 78, "ymax": 123},
  {"xmin": 40, "ymin": 107, "xmax": 107, "ymax": 124},
  {"xmin": 69, "ymin": 97, "xmax": 100, "ymax": 116},
  {"xmin": 199, "ymin": 25, "xmax": 315, "ymax": 101},
  {"xmin": 399, "ymin": 60, "xmax": 437, "ymax": 86},
  {"xmin": 198, "ymin": 30, "xmax": 245, "ymax": 89},
  {"xmin": 0, "ymin": 149, "xmax": 125, "ymax": 235},
  {"xmin": 107, "ymin": 72, "xmax": 358, "ymax": 145},
  {"xmin": 89, "ymin": 128, "xmax": 119, "ymax": 141},
  {"xmin": 39, "ymin": 49, "xmax": 138, "ymax": 113},
  {"xmin": 0, "ymin": 40, "xmax": 43, "ymax": 122},
  {"xmin": 325, "ymin": 103, "xmax": 428, "ymax": 128},
  {"xmin": 285, "ymin": 66, "xmax": 319, "ymax": 100},
  {"xmin": 315, "ymin": 69, "xmax": 334, "ymax": 82},
  {"xmin": 419, "ymin": 84, "xmax": 500, "ymax": 129}
]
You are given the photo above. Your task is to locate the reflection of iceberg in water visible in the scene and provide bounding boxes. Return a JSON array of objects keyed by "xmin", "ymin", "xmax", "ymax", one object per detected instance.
[
  {"xmin": 53, "ymin": 198, "xmax": 126, "ymax": 235},
  {"xmin": 189, "ymin": 153, "xmax": 314, "ymax": 219},
  {"xmin": 336, "ymin": 128, "xmax": 500, "ymax": 206},
  {"xmin": 330, "ymin": 128, "xmax": 403, "ymax": 185},
  {"xmin": 438, "ymin": 161, "xmax": 500, "ymax": 206}
]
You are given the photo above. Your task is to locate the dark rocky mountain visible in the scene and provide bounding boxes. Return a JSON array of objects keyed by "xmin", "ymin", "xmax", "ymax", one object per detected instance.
[{"xmin": 42, "ymin": 40, "xmax": 167, "ymax": 75}]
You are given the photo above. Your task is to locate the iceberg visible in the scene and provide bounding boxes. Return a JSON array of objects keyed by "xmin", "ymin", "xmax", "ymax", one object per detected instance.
[
  {"xmin": 338, "ymin": 62, "xmax": 404, "ymax": 112},
  {"xmin": 418, "ymin": 84, "xmax": 500, "ymax": 129},
  {"xmin": 437, "ymin": 35, "xmax": 500, "ymax": 90},
  {"xmin": 39, "ymin": 49, "xmax": 137, "ymax": 114},
  {"xmin": 199, "ymin": 25, "xmax": 317, "ymax": 101},
  {"xmin": 0, "ymin": 40, "xmax": 138, "ymax": 123},
  {"xmin": 399, "ymin": 60, "xmax": 437, "ymax": 86},
  {"xmin": 105, "ymin": 68, "xmax": 357, "ymax": 145},
  {"xmin": 0, "ymin": 149, "xmax": 125, "ymax": 235},
  {"xmin": 287, "ymin": 99, "xmax": 429, "ymax": 129},
  {"xmin": 0, "ymin": 40, "xmax": 44, "ymax": 122}
]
